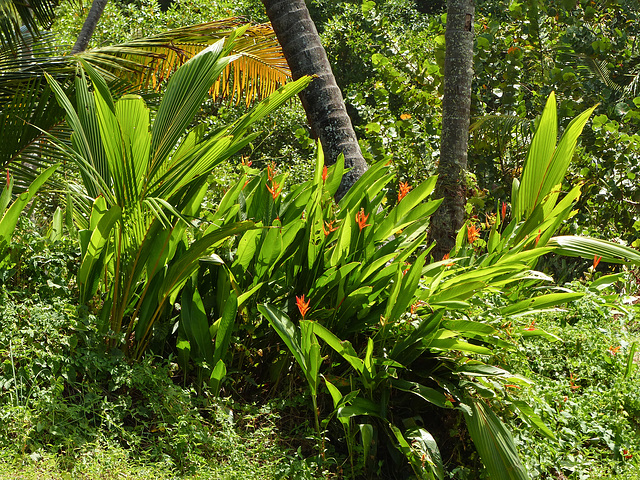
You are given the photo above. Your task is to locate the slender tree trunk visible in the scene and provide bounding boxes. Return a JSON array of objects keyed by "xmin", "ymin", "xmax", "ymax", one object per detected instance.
[
  {"xmin": 70, "ymin": 0, "xmax": 109, "ymax": 54},
  {"xmin": 429, "ymin": 0, "xmax": 475, "ymax": 260},
  {"xmin": 263, "ymin": 0, "xmax": 368, "ymax": 199}
]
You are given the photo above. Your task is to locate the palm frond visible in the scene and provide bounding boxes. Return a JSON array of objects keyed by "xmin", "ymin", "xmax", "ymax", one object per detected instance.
[
  {"xmin": 0, "ymin": 75, "xmax": 72, "ymax": 189},
  {"xmin": 470, "ymin": 114, "xmax": 532, "ymax": 136},
  {"xmin": 78, "ymin": 19, "xmax": 291, "ymax": 106},
  {"xmin": 0, "ymin": 0, "xmax": 58, "ymax": 50}
]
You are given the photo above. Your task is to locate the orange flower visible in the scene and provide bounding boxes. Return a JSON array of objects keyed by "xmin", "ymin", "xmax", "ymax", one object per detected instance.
[
  {"xmin": 267, "ymin": 161, "xmax": 277, "ymax": 181},
  {"xmin": 507, "ymin": 46, "xmax": 520, "ymax": 55},
  {"xmin": 397, "ymin": 181, "xmax": 412, "ymax": 202},
  {"xmin": 501, "ymin": 201, "xmax": 507, "ymax": 222},
  {"xmin": 524, "ymin": 320, "xmax": 536, "ymax": 331},
  {"xmin": 296, "ymin": 294, "xmax": 310, "ymax": 319},
  {"xmin": 569, "ymin": 372, "xmax": 580, "ymax": 390},
  {"xmin": 355, "ymin": 208, "xmax": 371, "ymax": 231},
  {"xmin": 593, "ymin": 255, "xmax": 602, "ymax": 269},
  {"xmin": 534, "ymin": 229, "xmax": 541, "ymax": 246},
  {"xmin": 504, "ymin": 384, "xmax": 521, "ymax": 389},
  {"xmin": 241, "ymin": 157, "xmax": 252, "ymax": 167},
  {"xmin": 266, "ymin": 180, "xmax": 280, "ymax": 200},
  {"xmin": 400, "ymin": 113, "xmax": 412, "ymax": 120},
  {"xmin": 323, "ymin": 220, "xmax": 339, "ymax": 236},
  {"xmin": 322, "ymin": 165, "xmax": 328, "ymax": 183},
  {"xmin": 442, "ymin": 253, "xmax": 453, "ymax": 267},
  {"xmin": 623, "ymin": 449, "xmax": 633, "ymax": 460},
  {"xmin": 467, "ymin": 224, "xmax": 480, "ymax": 244},
  {"xmin": 608, "ymin": 345, "xmax": 621, "ymax": 356},
  {"xmin": 410, "ymin": 301, "xmax": 425, "ymax": 315}
]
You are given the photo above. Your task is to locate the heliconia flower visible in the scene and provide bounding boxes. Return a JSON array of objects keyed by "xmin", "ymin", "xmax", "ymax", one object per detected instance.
[
  {"xmin": 608, "ymin": 345, "xmax": 621, "ymax": 356},
  {"xmin": 241, "ymin": 157, "xmax": 252, "ymax": 167},
  {"xmin": 397, "ymin": 181, "xmax": 412, "ymax": 202},
  {"xmin": 267, "ymin": 161, "xmax": 277, "ymax": 181},
  {"xmin": 242, "ymin": 179, "xmax": 249, "ymax": 190},
  {"xmin": 296, "ymin": 294, "xmax": 310, "ymax": 319},
  {"xmin": 467, "ymin": 224, "xmax": 480, "ymax": 244},
  {"xmin": 524, "ymin": 320, "xmax": 536, "ymax": 331},
  {"xmin": 534, "ymin": 229, "xmax": 541, "ymax": 246},
  {"xmin": 322, "ymin": 165, "xmax": 328, "ymax": 183},
  {"xmin": 501, "ymin": 202, "xmax": 507, "ymax": 222},
  {"xmin": 400, "ymin": 113, "xmax": 412, "ymax": 120},
  {"xmin": 593, "ymin": 255, "xmax": 602, "ymax": 269},
  {"xmin": 623, "ymin": 449, "xmax": 633, "ymax": 460},
  {"xmin": 266, "ymin": 180, "xmax": 280, "ymax": 200},
  {"xmin": 569, "ymin": 372, "xmax": 580, "ymax": 390},
  {"xmin": 355, "ymin": 208, "xmax": 371, "ymax": 231},
  {"xmin": 410, "ymin": 301, "xmax": 425, "ymax": 315},
  {"xmin": 442, "ymin": 253, "xmax": 453, "ymax": 267},
  {"xmin": 323, "ymin": 220, "xmax": 339, "ymax": 236}
]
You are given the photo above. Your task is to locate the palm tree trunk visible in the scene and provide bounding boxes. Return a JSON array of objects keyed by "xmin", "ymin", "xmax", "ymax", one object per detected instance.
[
  {"xmin": 71, "ymin": 0, "xmax": 109, "ymax": 54},
  {"xmin": 263, "ymin": 0, "xmax": 367, "ymax": 199},
  {"xmin": 429, "ymin": 0, "xmax": 475, "ymax": 260}
]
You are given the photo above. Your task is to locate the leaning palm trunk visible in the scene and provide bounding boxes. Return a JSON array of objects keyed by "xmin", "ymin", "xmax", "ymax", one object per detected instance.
[
  {"xmin": 263, "ymin": 0, "xmax": 367, "ymax": 199},
  {"xmin": 70, "ymin": 0, "xmax": 109, "ymax": 54},
  {"xmin": 429, "ymin": 0, "xmax": 475, "ymax": 260}
]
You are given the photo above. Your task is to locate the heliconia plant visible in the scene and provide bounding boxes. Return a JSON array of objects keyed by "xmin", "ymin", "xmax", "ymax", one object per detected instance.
[
  {"xmin": 192, "ymin": 93, "xmax": 640, "ymax": 479},
  {"xmin": 44, "ymin": 27, "xmax": 312, "ymax": 358}
]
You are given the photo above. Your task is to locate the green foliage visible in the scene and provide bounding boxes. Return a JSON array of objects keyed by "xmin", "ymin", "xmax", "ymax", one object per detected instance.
[
  {"xmin": 45, "ymin": 35, "xmax": 310, "ymax": 358},
  {"xmin": 187, "ymin": 94, "xmax": 639, "ymax": 479},
  {"xmin": 502, "ymin": 286, "xmax": 640, "ymax": 479},
  {"xmin": 0, "ymin": 285, "xmax": 318, "ymax": 478},
  {"xmin": 0, "ymin": 166, "xmax": 58, "ymax": 270}
]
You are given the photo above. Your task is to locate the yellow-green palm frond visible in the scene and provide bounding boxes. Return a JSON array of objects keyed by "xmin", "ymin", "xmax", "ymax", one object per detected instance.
[{"xmin": 78, "ymin": 19, "xmax": 291, "ymax": 106}]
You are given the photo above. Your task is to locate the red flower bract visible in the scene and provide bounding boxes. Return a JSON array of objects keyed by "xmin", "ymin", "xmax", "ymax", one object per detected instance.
[
  {"xmin": 467, "ymin": 224, "xmax": 480, "ymax": 244},
  {"xmin": 397, "ymin": 181, "xmax": 412, "ymax": 202},
  {"xmin": 355, "ymin": 208, "xmax": 371, "ymax": 231},
  {"xmin": 296, "ymin": 295, "xmax": 310, "ymax": 319},
  {"xmin": 593, "ymin": 255, "xmax": 602, "ymax": 269}
]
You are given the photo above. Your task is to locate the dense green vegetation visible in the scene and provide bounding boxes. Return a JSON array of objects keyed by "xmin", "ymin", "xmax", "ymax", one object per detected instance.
[{"xmin": 1, "ymin": 0, "xmax": 640, "ymax": 479}]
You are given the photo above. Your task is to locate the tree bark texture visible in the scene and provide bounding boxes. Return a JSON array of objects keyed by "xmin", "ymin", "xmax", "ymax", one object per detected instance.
[
  {"xmin": 429, "ymin": 0, "xmax": 475, "ymax": 260},
  {"xmin": 263, "ymin": 0, "xmax": 368, "ymax": 199},
  {"xmin": 71, "ymin": 0, "xmax": 109, "ymax": 54}
]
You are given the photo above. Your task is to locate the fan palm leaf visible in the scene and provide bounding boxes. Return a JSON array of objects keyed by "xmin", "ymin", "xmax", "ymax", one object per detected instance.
[
  {"xmin": 78, "ymin": 19, "xmax": 291, "ymax": 106},
  {"xmin": 1, "ymin": 19, "xmax": 290, "ymax": 189}
]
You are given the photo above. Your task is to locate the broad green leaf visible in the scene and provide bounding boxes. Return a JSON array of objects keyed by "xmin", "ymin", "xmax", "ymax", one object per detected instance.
[
  {"xmin": 548, "ymin": 236, "xmax": 640, "ymax": 265},
  {"xmin": 258, "ymin": 304, "xmax": 305, "ymax": 372},
  {"xmin": 392, "ymin": 379, "xmax": 448, "ymax": 408},
  {"xmin": 213, "ymin": 292, "xmax": 238, "ymax": 368},
  {"xmin": 181, "ymin": 281, "xmax": 214, "ymax": 365},
  {"xmin": 443, "ymin": 320, "xmax": 497, "ymax": 336},
  {"xmin": 501, "ymin": 292, "xmax": 583, "ymax": 316},
  {"xmin": 77, "ymin": 204, "xmax": 121, "ymax": 304},
  {"xmin": 313, "ymin": 323, "xmax": 364, "ymax": 373},
  {"xmin": 463, "ymin": 397, "xmax": 529, "ymax": 480},
  {"xmin": 209, "ymin": 359, "xmax": 227, "ymax": 395},
  {"xmin": 511, "ymin": 400, "xmax": 556, "ymax": 440}
]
